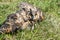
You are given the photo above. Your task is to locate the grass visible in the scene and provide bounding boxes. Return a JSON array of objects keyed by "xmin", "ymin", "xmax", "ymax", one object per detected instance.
[{"xmin": 0, "ymin": 0, "xmax": 60, "ymax": 40}]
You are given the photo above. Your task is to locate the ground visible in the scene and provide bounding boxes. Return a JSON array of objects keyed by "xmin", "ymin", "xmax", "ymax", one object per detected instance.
[{"xmin": 0, "ymin": 0, "xmax": 60, "ymax": 40}]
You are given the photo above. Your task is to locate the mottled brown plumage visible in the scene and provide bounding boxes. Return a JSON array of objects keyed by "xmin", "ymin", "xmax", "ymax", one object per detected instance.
[{"xmin": 0, "ymin": 2, "xmax": 44, "ymax": 34}]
